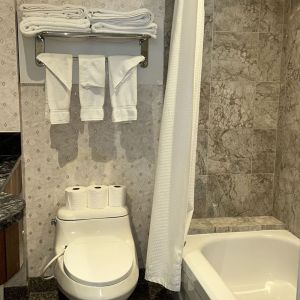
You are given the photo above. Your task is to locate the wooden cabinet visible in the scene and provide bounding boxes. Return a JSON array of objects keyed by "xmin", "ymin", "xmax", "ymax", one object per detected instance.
[
  {"xmin": 0, "ymin": 158, "xmax": 23, "ymax": 284},
  {"xmin": 0, "ymin": 222, "xmax": 22, "ymax": 285}
]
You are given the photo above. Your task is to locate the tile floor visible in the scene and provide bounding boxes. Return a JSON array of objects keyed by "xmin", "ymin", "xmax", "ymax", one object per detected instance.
[{"xmin": 4, "ymin": 272, "xmax": 177, "ymax": 300}]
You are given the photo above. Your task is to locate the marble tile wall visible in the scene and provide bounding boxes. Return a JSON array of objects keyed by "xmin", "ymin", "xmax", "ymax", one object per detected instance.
[
  {"xmin": 189, "ymin": 216, "xmax": 286, "ymax": 235},
  {"xmin": 0, "ymin": 0, "xmax": 20, "ymax": 132},
  {"xmin": 273, "ymin": 0, "xmax": 300, "ymax": 238},
  {"xmin": 194, "ymin": 0, "xmax": 285, "ymax": 218},
  {"xmin": 16, "ymin": 0, "xmax": 165, "ymax": 277}
]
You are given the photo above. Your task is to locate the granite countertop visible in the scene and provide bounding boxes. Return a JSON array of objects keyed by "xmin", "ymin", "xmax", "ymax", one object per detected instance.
[
  {"xmin": 0, "ymin": 193, "xmax": 25, "ymax": 230},
  {"xmin": 0, "ymin": 154, "xmax": 25, "ymax": 230},
  {"xmin": 0, "ymin": 155, "xmax": 19, "ymax": 191}
]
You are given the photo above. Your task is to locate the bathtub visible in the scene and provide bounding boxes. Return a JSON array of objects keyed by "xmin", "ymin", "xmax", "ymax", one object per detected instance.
[{"xmin": 180, "ymin": 230, "xmax": 300, "ymax": 300}]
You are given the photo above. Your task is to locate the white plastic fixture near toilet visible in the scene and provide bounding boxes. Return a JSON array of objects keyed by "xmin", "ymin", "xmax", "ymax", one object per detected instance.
[{"xmin": 54, "ymin": 206, "xmax": 139, "ymax": 300}]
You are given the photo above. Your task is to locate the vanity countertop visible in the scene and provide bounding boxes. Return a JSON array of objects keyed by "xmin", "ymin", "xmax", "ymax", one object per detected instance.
[
  {"xmin": 0, "ymin": 155, "xmax": 19, "ymax": 192},
  {"xmin": 0, "ymin": 192, "xmax": 25, "ymax": 230},
  {"xmin": 0, "ymin": 154, "xmax": 25, "ymax": 230}
]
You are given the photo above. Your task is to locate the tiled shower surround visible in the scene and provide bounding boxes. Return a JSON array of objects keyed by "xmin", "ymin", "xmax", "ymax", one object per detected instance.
[
  {"xmin": 194, "ymin": 0, "xmax": 285, "ymax": 218},
  {"xmin": 273, "ymin": 1, "xmax": 300, "ymax": 238}
]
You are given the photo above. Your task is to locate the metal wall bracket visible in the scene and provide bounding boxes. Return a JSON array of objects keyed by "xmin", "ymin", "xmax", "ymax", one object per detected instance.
[
  {"xmin": 35, "ymin": 34, "xmax": 45, "ymax": 67},
  {"xmin": 35, "ymin": 31, "xmax": 151, "ymax": 68}
]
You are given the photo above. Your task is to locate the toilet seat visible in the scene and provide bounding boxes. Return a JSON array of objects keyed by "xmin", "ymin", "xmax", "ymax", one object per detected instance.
[{"xmin": 63, "ymin": 236, "xmax": 133, "ymax": 287}]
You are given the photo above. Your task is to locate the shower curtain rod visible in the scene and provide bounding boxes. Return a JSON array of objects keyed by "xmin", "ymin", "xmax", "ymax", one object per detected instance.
[{"xmin": 35, "ymin": 31, "xmax": 150, "ymax": 68}]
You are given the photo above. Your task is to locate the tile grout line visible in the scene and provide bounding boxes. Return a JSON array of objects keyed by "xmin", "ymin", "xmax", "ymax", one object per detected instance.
[
  {"xmin": 272, "ymin": 0, "xmax": 287, "ymax": 215},
  {"xmin": 251, "ymin": 0, "xmax": 264, "ymax": 177},
  {"xmin": 204, "ymin": 0, "xmax": 216, "ymax": 210}
]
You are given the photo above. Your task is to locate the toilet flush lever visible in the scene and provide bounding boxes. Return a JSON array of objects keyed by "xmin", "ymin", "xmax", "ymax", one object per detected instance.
[{"xmin": 51, "ymin": 219, "xmax": 57, "ymax": 226}]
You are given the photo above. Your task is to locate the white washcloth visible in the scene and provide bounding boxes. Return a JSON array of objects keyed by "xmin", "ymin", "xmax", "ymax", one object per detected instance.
[
  {"xmin": 108, "ymin": 55, "xmax": 145, "ymax": 122},
  {"xmin": 79, "ymin": 55, "xmax": 106, "ymax": 122},
  {"xmin": 37, "ymin": 53, "xmax": 73, "ymax": 125},
  {"xmin": 20, "ymin": 17, "xmax": 91, "ymax": 37},
  {"xmin": 91, "ymin": 22, "xmax": 157, "ymax": 39},
  {"xmin": 20, "ymin": 4, "xmax": 88, "ymax": 19},
  {"xmin": 88, "ymin": 8, "xmax": 154, "ymax": 26}
]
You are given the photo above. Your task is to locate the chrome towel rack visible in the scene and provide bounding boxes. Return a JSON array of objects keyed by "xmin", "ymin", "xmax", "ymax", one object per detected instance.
[{"xmin": 35, "ymin": 31, "xmax": 150, "ymax": 68}]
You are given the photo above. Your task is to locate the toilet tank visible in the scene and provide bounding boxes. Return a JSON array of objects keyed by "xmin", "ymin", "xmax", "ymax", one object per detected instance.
[{"xmin": 55, "ymin": 206, "xmax": 133, "ymax": 252}]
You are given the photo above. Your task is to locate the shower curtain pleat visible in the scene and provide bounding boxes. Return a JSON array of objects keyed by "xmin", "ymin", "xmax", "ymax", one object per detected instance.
[{"xmin": 145, "ymin": 0, "xmax": 204, "ymax": 292}]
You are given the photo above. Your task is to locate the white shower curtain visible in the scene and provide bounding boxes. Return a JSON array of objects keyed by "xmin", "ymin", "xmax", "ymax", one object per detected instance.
[{"xmin": 145, "ymin": 0, "xmax": 204, "ymax": 292}]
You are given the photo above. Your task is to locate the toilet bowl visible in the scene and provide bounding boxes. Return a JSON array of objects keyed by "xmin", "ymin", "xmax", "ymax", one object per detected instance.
[{"xmin": 54, "ymin": 206, "xmax": 139, "ymax": 300}]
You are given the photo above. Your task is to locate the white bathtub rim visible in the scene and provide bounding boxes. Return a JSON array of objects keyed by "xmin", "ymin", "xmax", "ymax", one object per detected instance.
[
  {"xmin": 182, "ymin": 230, "xmax": 300, "ymax": 300},
  {"xmin": 183, "ymin": 252, "xmax": 237, "ymax": 300},
  {"xmin": 184, "ymin": 230, "xmax": 300, "ymax": 255}
]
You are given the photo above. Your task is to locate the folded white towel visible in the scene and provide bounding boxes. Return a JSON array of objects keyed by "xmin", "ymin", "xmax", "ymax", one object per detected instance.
[
  {"xmin": 108, "ymin": 55, "xmax": 145, "ymax": 123},
  {"xmin": 88, "ymin": 8, "xmax": 154, "ymax": 26},
  {"xmin": 20, "ymin": 17, "xmax": 91, "ymax": 37},
  {"xmin": 79, "ymin": 55, "xmax": 106, "ymax": 122},
  {"xmin": 91, "ymin": 22, "xmax": 157, "ymax": 39},
  {"xmin": 37, "ymin": 53, "xmax": 73, "ymax": 125},
  {"xmin": 20, "ymin": 4, "xmax": 88, "ymax": 19}
]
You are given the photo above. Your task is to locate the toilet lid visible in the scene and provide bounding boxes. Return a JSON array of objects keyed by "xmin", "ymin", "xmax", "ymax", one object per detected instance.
[{"xmin": 63, "ymin": 236, "xmax": 133, "ymax": 287}]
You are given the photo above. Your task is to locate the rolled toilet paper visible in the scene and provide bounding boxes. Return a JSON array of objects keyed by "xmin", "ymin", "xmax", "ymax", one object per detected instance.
[
  {"xmin": 87, "ymin": 185, "xmax": 109, "ymax": 209},
  {"xmin": 65, "ymin": 186, "xmax": 88, "ymax": 210},
  {"xmin": 109, "ymin": 185, "xmax": 126, "ymax": 207}
]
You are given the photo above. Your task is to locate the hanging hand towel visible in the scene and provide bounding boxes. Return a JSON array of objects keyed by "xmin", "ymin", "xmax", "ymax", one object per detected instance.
[
  {"xmin": 79, "ymin": 55, "xmax": 106, "ymax": 122},
  {"xmin": 20, "ymin": 17, "xmax": 91, "ymax": 37},
  {"xmin": 91, "ymin": 22, "xmax": 157, "ymax": 39},
  {"xmin": 88, "ymin": 8, "xmax": 154, "ymax": 26},
  {"xmin": 37, "ymin": 53, "xmax": 73, "ymax": 125},
  {"xmin": 19, "ymin": 4, "xmax": 88, "ymax": 19},
  {"xmin": 108, "ymin": 55, "xmax": 145, "ymax": 122}
]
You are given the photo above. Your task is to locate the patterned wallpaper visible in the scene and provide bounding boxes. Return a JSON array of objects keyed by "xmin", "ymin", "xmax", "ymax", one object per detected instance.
[
  {"xmin": 273, "ymin": 0, "xmax": 300, "ymax": 238},
  {"xmin": 16, "ymin": 0, "xmax": 165, "ymax": 277},
  {"xmin": 194, "ymin": 0, "xmax": 285, "ymax": 218},
  {"xmin": 21, "ymin": 85, "xmax": 163, "ymax": 276},
  {"xmin": 0, "ymin": 0, "xmax": 20, "ymax": 132}
]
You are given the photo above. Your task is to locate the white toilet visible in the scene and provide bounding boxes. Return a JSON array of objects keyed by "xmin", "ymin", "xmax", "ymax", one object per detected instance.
[{"xmin": 54, "ymin": 206, "xmax": 139, "ymax": 300}]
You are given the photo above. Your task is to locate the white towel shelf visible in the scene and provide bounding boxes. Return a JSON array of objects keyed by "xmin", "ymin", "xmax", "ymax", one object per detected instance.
[{"xmin": 35, "ymin": 31, "xmax": 150, "ymax": 68}]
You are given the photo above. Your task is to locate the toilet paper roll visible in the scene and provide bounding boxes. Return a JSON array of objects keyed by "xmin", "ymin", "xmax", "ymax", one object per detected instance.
[
  {"xmin": 109, "ymin": 185, "xmax": 126, "ymax": 207},
  {"xmin": 65, "ymin": 186, "xmax": 87, "ymax": 210},
  {"xmin": 87, "ymin": 185, "xmax": 109, "ymax": 209}
]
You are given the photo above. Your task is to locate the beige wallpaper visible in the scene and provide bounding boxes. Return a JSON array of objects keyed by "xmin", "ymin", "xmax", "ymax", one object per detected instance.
[
  {"xmin": 21, "ymin": 85, "xmax": 163, "ymax": 276},
  {"xmin": 17, "ymin": 0, "xmax": 165, "ymax": 277},
  {"xmin": 0, "ymin": 0, "xmax": 20, "ymax": 132}
]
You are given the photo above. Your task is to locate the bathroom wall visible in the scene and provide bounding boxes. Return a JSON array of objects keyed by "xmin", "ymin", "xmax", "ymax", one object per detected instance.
[
  {"xmin": 273, "ymin": 1, "xmax": 300, "ymax": 237},
  {"xmin": 194, "ymin": 0, "xmax": 285, "ymax": 218},
  {"xmin": 11, "ymin": 0, "xmax": 290, "ymax": 278},
  {"xmin": 17, "ymin": 0, "xmax": 164, "ymax": 277},
  {"xmin": 0, "ymin": 0, "xmax": 20, "ymax": 132}
]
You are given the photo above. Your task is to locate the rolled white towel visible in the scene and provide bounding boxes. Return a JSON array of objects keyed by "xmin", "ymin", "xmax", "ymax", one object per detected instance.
[
  {"xmin": 88, "ymin": 8, "xmax": 154, "ymax": 26},
  {"xmin": 91, "ymin": 22, "xmax": 157, "ymax": 39},
  {"xmin": 20, "ymin": 17, "xmax": 91, "ymax": 37},
  {"xmin": 19, "ymin": 4, "xmax": 88, "ymax": 19}
]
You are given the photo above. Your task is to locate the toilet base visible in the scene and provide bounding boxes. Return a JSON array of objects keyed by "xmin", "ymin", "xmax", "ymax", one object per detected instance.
[
  {"xmin": 55, "ymin": 256, "xmax": 139, "ymax": 300},
  {"xmin": 58, "ymin": 285, "xmax": 137, "ymax": 300}
]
